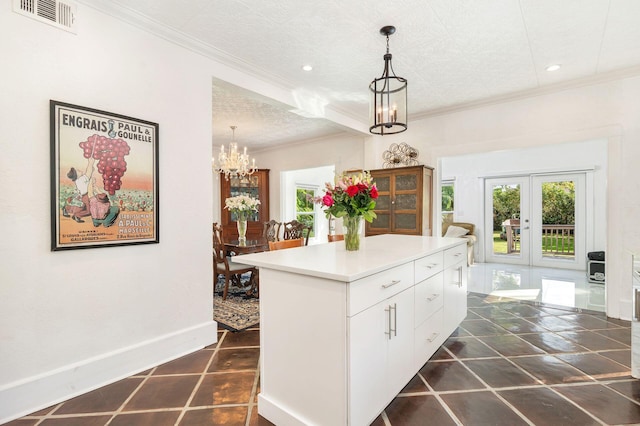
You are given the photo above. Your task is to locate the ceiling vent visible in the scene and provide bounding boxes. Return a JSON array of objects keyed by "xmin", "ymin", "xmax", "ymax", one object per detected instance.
[{"xmin": 13, "ymin": 0, "xmax": 77, "ymax": 34}]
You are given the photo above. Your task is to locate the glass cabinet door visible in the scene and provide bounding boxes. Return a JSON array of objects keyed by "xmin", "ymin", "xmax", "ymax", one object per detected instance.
[
  {"xmin": 229, "ymin": 175, "xmax": 260, "ymax": 222},
  {"xmin": 393, "ymin": 172, "xmax": 419, "ymax": 232}
]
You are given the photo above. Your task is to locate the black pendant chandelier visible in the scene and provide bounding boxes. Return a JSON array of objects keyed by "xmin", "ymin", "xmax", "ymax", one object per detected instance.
[{"xmin": 370, "ymin": 25, "xmax": 407, "ymax": 135}]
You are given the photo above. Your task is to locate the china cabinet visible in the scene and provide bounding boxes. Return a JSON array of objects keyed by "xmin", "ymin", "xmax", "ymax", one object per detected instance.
[
  {"xmin": 366, "ymin": 165, "xmax": 434, "ymax": 237},
  {"xmin": 219, "ymin": 169, "xmax": 269, "ymax": 240}
]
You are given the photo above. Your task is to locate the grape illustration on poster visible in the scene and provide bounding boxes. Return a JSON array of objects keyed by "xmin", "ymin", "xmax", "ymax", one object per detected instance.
[{"xmin": 51, "ymin": 100, "xmax": 159, "ymax": 251}]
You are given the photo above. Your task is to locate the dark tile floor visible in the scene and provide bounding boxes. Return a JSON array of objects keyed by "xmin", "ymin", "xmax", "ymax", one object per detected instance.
[{"xmin": 8, "ymin": 293, "xmax": 640, "ymax": 426}]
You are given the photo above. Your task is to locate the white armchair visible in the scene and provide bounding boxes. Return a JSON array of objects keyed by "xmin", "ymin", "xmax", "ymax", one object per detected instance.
[{"xmin": 442, "ymin": 222, "xmax": 476, "ymax": 265}]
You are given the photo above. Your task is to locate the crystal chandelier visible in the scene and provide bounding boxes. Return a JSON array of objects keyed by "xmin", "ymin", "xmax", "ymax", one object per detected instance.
[
  {"xmin": 370, "ymin": 25, "xmax": 407, "ymax": 135},
  {"xmin": 213, "ymin": 126, "xmax": 257, "ymax": 180}
]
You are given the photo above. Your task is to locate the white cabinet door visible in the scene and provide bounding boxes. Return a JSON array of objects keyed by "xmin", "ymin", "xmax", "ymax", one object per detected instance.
[
  {"xmin": 386, "ymin": 286, "xmax": 416, "ymax": 401},
  {"xmin": 443, "ymin": 261, "xmax": 466, "ymax": 335},
  {"xmin": 348, "ymin": 298, "xmax": 388, "ymax": 426},
  {"xmin": 348, "ymin": 286, "xmax": 415, "ymax": 425}
]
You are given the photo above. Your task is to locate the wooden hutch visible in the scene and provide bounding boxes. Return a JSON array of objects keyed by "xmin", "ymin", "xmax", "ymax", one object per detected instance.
[
  {"xmin": 365, "ymin": 165, "xmax": 433, "ymax": 237},
  {"xmin": 220, "ymin": 169, "xmax": 270, "ymax": 240}
]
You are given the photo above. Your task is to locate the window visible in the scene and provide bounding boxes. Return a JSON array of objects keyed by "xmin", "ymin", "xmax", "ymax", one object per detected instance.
[
  {"xmin": 441, "ymin": 180, "xmax": 454, "ymax": 226},
  {"xmin": 296, "ymin": 186, "xmax": 316, "ymax": 237}
]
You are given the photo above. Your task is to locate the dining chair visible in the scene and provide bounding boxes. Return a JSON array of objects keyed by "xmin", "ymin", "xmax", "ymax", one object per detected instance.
[
  {"xmin": 282, "ymin": 220, "xmax": 312, "ymax": 245},
  {"xmin": 213, "ymin": 223, "xmax": 258, "ymax": 300},
  {"xmin": 263, "ymin": 220, "xmax": 282, "ymax": 242},
  {"xmin": 327, "ymin": 234, "xmax": 345, "ymax": 242},
  {"xmin": 268, "ymin": 238, "xmax": 304, "ymax": 251}
]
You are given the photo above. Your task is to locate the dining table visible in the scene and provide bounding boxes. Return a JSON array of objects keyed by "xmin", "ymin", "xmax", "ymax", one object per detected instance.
[
  {"xmin": 223, "ymin": 238, "xmax": 270, "ymax": 297},
  {"xmin": 224, "ymin": 238, "xmax": 270, "ymax": 255}
]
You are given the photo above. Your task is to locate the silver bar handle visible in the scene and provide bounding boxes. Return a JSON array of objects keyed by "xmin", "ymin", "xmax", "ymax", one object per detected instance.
[
  {"xmin": 427, "ymin": 293, "xmax": 440, "ymax": 302},
  {"xmin": 427, "ymin": 332, "xmax": 440, "ymax": 343},
  {"xmin": 384, "ymin": 306, "xmax": 392, "ymax": 339},
  {"xmin": 458, "ymin": 267, "xmax": 463, "ymax": 288},
  {"xmin": 390, "ymin": 303, "xmax": 397, "ymax": 338},
  {"xmin": 381, "ymin": 279, "xmax": 401, "ymax": 289},
  {"xmin": 422, "ymin": 263, "xmax": 439, "ymax": 269},
  {"xmin": 635, "ymin": 288, "xmax": 640, "ymax": 321}
]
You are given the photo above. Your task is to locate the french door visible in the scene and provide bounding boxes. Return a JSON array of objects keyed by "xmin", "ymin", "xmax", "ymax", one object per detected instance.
[{"xmin": 485, "ymin": 173, "xmax": 586, "ymax": 270}]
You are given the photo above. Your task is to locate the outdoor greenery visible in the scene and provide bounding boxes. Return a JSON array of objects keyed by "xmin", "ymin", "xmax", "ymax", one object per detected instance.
[
  {"xmin": 441, "ymin": 184, "xmax": 454, "ymax": 212},
  {"xmin": 296, "ymin": 188, "xmax": 315, "ymax": 236},
  {"xmin": 493, "ymin": 231, "xmax": 575, "ymax": 255},
  {"xmin": 492, "ymin": 181, "xmax": 575, "ymax": 231}
]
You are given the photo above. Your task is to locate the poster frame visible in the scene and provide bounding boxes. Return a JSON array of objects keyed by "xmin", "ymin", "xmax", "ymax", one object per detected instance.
[{"xmin": 50, "ymin": 100, "xmax": 159, "ymax": 250}]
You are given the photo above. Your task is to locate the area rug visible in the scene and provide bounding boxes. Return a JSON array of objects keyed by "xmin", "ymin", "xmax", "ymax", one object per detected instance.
[{"xmin": 213, "ymin": 275, "xmax": 259, "ymax": 332}]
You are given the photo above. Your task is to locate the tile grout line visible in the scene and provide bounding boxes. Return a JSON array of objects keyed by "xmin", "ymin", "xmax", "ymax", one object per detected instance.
[
  {"xmin": 465, "ymin": 297, "xmax": 630, "ymax": 425},
  {"xmin": 458, "ymin": 306, "xmax": 608, "ymax": 424},
  {"xmin": 244, "ymin": 354, "xmax": 261, "ymax": 426},
  {"xmin": 174, "ymin": 330, "xmax": 228, "ymax": 425},
  {"xmin": 414, "ymin": 367, "xmax": 464, "ymax": 426}
]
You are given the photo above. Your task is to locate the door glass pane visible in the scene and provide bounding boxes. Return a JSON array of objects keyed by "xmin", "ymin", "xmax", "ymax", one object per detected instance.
[
  {"xmin": 395, "ymin": 214, "xmax": 416, "ymax": 230},
  {"xmin": 375, "ymin": 176, "xmax": 390, "ymax": 192},
  {"xmin": 395, "ymin": 174, "xmax": 417, "ymax": 191},
  {"xmin": 492, "ymin": 183, "xmax": 521, "ymax": 256},
  {"xmin": 395, "ymin": 194, "xmax": 416, "ymax": 210},
  {"xmin": 372, "ymin": 213, "xmax": 390, "ymax": 228},
  {"xmin": 229, "ymin": 175, "xmax": 260, "ymax": 221},
  {"xmin": 540, "ymin": 180, "xmax": 575, "ymax": 260},
  {"xmin": 376, "ymin": 194, "xmax": 390, "ymax": 210}
]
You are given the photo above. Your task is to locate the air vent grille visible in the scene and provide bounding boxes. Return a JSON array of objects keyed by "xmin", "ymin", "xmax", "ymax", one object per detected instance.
[{"xmin": 13, "ymin": 0, "xmax": 77, "ymax": 34}]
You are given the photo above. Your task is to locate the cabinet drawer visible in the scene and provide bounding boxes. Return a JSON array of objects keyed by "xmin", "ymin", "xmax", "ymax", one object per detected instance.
[
  {"xmin": 444, "ymin": 244, "xmax": 466, "ymax": 268},
  {"xmin": 348, "ymin": 263, "xmax": 414, "ymax": 316},
  {"xmin": 414, "ymin": 308, "xmax": 445, "ymax": 370},
  {"xmin": 415, "ymin": 252, "xmax": 444, "ymax": 283},
  {"xmin": 414, "ymin": 272, "xmax": 443, "ymax": 326}
]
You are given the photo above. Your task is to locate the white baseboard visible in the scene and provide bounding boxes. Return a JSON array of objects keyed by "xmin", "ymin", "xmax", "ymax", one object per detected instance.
[
  {"xmin": 258, "ymin": 393, "xmax": 311, "ymax": 426},
  {"xmin": 0, "ymin": 320, "xmax": 218, "ymax": 424}
]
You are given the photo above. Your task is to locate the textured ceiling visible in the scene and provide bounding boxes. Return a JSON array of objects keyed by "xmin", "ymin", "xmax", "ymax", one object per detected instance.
[{"xmin": 80, "ymin": 0, "xmax": 640, "ymax": 149}]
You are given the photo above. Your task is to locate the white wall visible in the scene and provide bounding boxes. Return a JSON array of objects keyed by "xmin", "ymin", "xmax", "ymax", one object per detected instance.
[
  {"xmin": 0, "ymin": 5, "xmax": 220, "ymax": 422},
  {"xmin": 247, "ymin": 134, "xmax": 367, "ymax": 225},
  {"xmin": 365, "ymin": 75, "xmax": 640, "ymax": 320},
  {"xmin": 440, "ymin": 139, "xmax": 608, "ymax": 264}
]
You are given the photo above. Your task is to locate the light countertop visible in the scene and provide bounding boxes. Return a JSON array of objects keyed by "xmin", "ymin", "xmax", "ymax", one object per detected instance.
[{"xmin": 232, "ymin": 234, "xmax": 465, "ymax": 282}]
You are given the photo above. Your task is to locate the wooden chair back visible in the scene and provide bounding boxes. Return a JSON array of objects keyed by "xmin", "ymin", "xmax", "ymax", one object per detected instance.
[
  {"xmin": 263, "ymin": 220, "xmax": 282, "ymax": 242},
  {"xmin": 327, "ymin": 234, "xmax": 345, "ymax": 242},
  {"xmin": 212, "ymin": 222, "xmax": 257, "ymax": 300},
  {"xmin": 212, "ymin": 222, "xmax": 226, "ymax": 263},
  {"xmin": 282, "ymin": 220, "xmax": 312, "ymax": 245},
  {"xmin": 269, "ymin": 238, "xmax": 304, "ymax": 251}
]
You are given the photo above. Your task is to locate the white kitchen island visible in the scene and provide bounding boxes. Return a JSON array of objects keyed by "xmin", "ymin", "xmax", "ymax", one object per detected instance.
[{"xmin": 234, "ymin": 234, "xmax": 468, "ymax": 426}]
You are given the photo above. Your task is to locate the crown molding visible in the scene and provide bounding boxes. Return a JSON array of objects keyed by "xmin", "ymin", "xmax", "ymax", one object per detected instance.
[
  {"xmin": 410, "ymin": 65, "xmax": 640, "ymax": 120},
  {"xmin": 76, "ymin": 1, "xmax": 300, "ymax": 95}
]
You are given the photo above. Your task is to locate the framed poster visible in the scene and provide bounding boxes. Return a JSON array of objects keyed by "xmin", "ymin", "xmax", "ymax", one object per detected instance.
[{"xmin": 50, "ymin": 100, "xmax": 159, "ymax": 250}]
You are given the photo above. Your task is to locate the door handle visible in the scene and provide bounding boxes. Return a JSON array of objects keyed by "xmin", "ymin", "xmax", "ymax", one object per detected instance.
[{"xmin": 635, "ymin": 289, "xmax": 640, "ymax": 321}]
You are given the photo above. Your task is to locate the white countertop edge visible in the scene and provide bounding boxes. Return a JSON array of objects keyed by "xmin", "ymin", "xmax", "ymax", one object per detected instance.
[{"xmin": 233, "ymin": 235, "xmax": 466, "ymax": 283}]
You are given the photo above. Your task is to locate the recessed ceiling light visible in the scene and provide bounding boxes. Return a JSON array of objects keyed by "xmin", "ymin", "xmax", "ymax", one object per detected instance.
[
  {"xmin": 301, "ymin": 65, "xmax": 313, "ymax": 72},
  {"xmin": 546, "ymin": 64, "xmax": 561, "ymax": 72}
]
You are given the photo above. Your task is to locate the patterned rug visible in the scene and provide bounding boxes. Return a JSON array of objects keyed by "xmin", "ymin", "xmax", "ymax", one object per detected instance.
[{"xmin": 213, "ymin": 274, "xmax": 259, "ymax": 332}]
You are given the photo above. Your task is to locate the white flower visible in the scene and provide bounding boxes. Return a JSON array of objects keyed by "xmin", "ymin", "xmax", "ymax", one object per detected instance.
[{"xmin": 225, "ymin": 195, "xmax": 260, "ymax": 213}]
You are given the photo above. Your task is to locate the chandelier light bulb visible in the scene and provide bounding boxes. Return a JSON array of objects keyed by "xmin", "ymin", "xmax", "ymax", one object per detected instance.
[{"xmin": 213, "ymin": 126, "xmax": 257, "ymax": 180}]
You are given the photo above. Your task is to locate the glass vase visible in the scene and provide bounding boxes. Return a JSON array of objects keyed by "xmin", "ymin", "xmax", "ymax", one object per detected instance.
[
  {"xmin": 237, "ymin": 219, "xmax": 247, "ymax": 243},
  {"xmin": 343, "ymin": 215, "xmax": 362, "ymax": 251}
]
